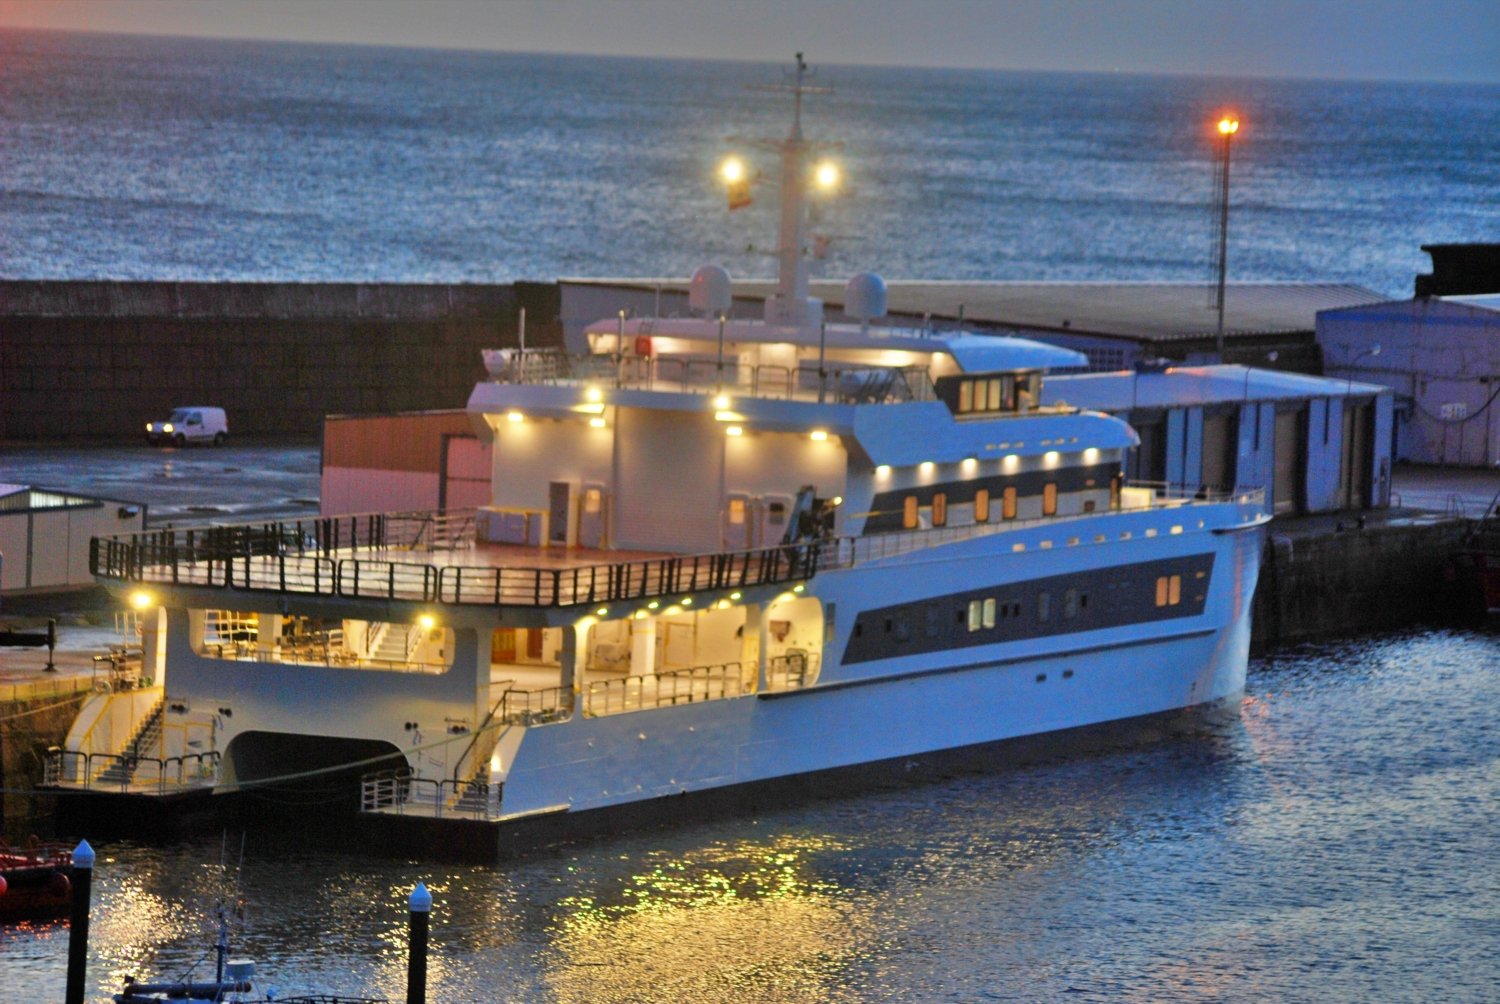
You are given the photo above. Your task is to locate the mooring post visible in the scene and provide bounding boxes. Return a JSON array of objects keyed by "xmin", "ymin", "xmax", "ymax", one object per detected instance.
[
  {"xmin": 407, "ymin": 881, "xmax": 431, "ymax": 1004},
  {"xmin": 64, "ymin": 839, "xmax": 95, "ymax": 1004}
]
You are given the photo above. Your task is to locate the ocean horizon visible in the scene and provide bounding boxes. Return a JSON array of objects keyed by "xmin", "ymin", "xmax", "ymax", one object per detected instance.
[{"xmin": 2, "ymin": 28, "xmax": 1497, "ymax": 298}]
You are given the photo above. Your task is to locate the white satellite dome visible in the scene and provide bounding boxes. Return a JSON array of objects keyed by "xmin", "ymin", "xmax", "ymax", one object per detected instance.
[
  {"xmin": 689, "ymin": 264, "xmax": 733, "ymax": 316},
  {"xmin": 844, "ymin": 272, "xmax": 887, "ymax": 322}
]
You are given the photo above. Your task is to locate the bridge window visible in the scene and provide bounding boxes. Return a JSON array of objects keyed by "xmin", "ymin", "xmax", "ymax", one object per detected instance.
[
  {"xmin": 932, "ymin": 492, "xmax": 948, "ymax": 527},
  {"xmin": 903, "ymin": 495, "xmax": 919, "ymax": 529},
  {"xmin": 975, "ymin": 488, "xmax": 990, "ymax": 523},
  {"xmin": 1154, "ymin": 574, "xmax": 1182, "ymax": 607},
  {"xmin": 1043, "ymin": 483, "xmax": 1058, "ymax": 516},
  {"xmin": 1003, "ymin": 486, "xmax": 1018, "ymax": 520}
]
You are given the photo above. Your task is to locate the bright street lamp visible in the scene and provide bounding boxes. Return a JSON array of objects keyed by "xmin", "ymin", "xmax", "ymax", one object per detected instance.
[{"xmin": 1214, "ymin": 114, "xmax": 1241, "ymax": 362}]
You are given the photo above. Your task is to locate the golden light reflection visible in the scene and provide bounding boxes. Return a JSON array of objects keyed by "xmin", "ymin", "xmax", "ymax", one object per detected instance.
[{"xmin": 543, "ymin": 835, "xmax": 859, "ymax": 1003}]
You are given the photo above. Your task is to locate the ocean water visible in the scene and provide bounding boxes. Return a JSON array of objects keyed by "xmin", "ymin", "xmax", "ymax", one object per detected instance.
[
  {"xmin": 2, "ymin": 30, "xmax": 1498, "ymax": 297},
  {"xmin": 3, "ymin": 628, "xmax": 1497, "ymax": 1001}
]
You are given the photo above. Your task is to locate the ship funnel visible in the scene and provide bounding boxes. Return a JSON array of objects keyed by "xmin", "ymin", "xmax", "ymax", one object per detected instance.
[
  {"xmin": 844, "ymin": 272, "xmax": 887, "ymax": 323},
  {"xmin": 690, "ymin": 264, "xmax": 733, "ymax": 317}
]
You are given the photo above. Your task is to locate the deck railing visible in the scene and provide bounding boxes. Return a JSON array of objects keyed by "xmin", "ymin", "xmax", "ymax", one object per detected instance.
[
  {"xmin": 487, "ymin": 347, "xmax": 938, "ymax": 405},
  {"xmin": 585, "ymin": 662, "xmax": 749, "ymax": 716},
  {"xmin": 43, "ymin": 748, "xmax": 219, "ymax": 794},
  {"xmin": 360, "ymin": 768, "xmax": 502, "ymax": 820},
  {"xmin": 92, "ymin": 516, "xmax": 820, "ymax": 608}
]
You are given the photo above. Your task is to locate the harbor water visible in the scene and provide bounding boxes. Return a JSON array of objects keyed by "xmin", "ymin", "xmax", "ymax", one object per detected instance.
[{"xmin": 3, "ymin": 627, "xmax": 1498, "ymax": 1001}]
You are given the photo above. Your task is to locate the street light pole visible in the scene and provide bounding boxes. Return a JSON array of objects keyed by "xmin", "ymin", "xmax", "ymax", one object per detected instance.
[{"xmin": 1214, "ymin": 115, "xmax": 1240, "ymax": 362}]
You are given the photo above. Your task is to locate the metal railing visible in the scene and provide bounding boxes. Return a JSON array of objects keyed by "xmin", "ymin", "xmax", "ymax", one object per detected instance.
[
  {"xmin": 360, "ymin": 768, "xmax": 502, "ymax": 820},
  {"xmin": 44, "ymin": 747, "xmax": 219, "ymax": 794},
  {"xmin": 826, "ymin": 484, "xmax": 1267, "ymax": 570},
  {"xmin": 585, "ymin": 662, "xmax": 749, "ymax": 716},
  {"xmin": 92, "ymin": 517, "xmax": 820, "ymax": 609},
  {"xmin": 487, "ymin": 347, "xmax": 938, "ymax": 405},
  {"xmin": 498, "ymin": 685, "xmax": 573, "ymax": 725}
]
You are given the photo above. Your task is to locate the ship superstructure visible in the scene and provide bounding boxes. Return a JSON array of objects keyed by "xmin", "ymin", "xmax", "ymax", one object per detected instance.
[{"xmin": 47, "ymin": 57, "xmax": 1267, "ymax": 848}]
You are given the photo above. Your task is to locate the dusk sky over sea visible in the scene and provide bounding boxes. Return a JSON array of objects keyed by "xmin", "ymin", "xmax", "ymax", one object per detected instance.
[{"xmin": 2, "ymin": 0, "xmax": 1498, "ymax": 83}]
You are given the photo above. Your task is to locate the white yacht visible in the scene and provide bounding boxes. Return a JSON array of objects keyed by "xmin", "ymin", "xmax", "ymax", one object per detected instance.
[{"xmin": 48, "ymin": 57, "xmax": 1267, "ymax": 852}]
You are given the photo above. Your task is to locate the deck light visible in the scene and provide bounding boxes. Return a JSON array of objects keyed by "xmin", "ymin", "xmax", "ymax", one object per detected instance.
[
  {"xmin": 713, "ymin": 394, "xmax": 731, "ymax": 410},
  {"xmin": 875, "ymin": 465, "xmax": 891, "ymax": 477},
  {"xmin": 1083, "ymin": 447, "xmax": 1099, "ymax": 461},
  {"xmin": 726, "ymin": 425, "xmax": 744, "ymax": 436},
  {"xmin": 831, "ymin": 496, "xmax": 843, "ymax": 506},
  {"xmin": 589, "ymin": 417, "xmax": 607, "ymax": 429},
  {"xmin": 681, "ymin": 597, "xmax": 693, "ymax": 606},
  {"xmin": 1044, "ymin": 450, "xmax": 1060, "ymax": 465},
  {"xmin": 961, "ymin": 457, "xmax": 977, "ymax": 471},
  {"xmin": 730, "ymin": 592, "xmax": 742, "ymax": 601},
  {"xmin": 418, "ymin": 614, "xmax": 437, "ymax": 631},
  {"xmin": 597, "ymin": 607, "xmax": 609, "ymax": 617},
  {"xmin": 919, "ymin": 461, "xmax": 935, "ymax": 474},
  {"xmin": 793, "ymin": 584, "xmax": 805, "ymax": 593},
  {"xmin": 129, "ymin": 590, "xmax": 154, "ymax": 610},
  {"xmin": 720, "ymin": 157, "xmax": 747, "ymax": 184},
  {"xmin": 648, "ymin": 600, "xmax": 660, "ymax": 609},
  {"xmin": 810, "ymin": 429, "xmax": 828, "ymax": 441},
  {"xmin": 585, "ymin": 387, "xmax": 603, "ymax": 403},
  {"xmin": 506, "ymin": 410, "xmax": 524, "ymax": 423},
  {"xmin": 814, "ymin": 160, "xmax": 841, "ymax": 191}
]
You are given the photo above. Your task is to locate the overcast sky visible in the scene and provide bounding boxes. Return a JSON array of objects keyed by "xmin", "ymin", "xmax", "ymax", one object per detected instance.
[{"xmin": 2, "ymin": 0, "xmax": 1497, "ymax": 83}]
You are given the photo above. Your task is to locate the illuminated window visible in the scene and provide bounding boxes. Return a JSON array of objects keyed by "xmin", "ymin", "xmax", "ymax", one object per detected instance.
[
  {"xmin": 903, "ymin": 496, "xmax": 919, "ymax": 529},
  {"xmin": 974, "ymin": 488, "xmax": 990, "ymax": 523},
  {"xmin": 987, "ymin": 378, "xmax": 1003, "ymax": 411},
  {"xmin": 1110, "ymin": 474, "xmax": 1122, "ymax": 509},
  {"xmin": 932, "ymin": 492, "xmax": 947, "ymax": 527},
  {"xmin": 1003, "ymin": 486, "xmax": 1018, "ymax": 520},
  {"xmin": 728, "ymin": 498, "xmax": 746, "ymax": 525},
  {"xmin": 958, "ymin": 381, "xmax": 974, "ymax": 413},
  {"xmin": 1043, "ymin": 482, "xmax": 1058, "ymax": 516},
  {"xmin": 982, "ymin": 597, "xmax": 996, "ymax": 629},
  {"xmin": 967, "ymin": 600, "xmax": 983, "ymax": 632},
  {"xmin": 583, "ymin": 487, "xmax": 603, "ymax": 515},
  {"xmin": 1155, "ymin": 576, "xmax": 1169, "ymax": 607},
  {"xmin": 1155, "ymin": 575, "xmax": 1183, "ymax": 607}
]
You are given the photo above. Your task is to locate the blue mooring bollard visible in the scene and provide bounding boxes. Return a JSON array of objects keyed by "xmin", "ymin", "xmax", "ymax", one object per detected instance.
[
  {"xmin": 407, "ymin": 881, "xmax": 431, "ymax": 1004},
  {"xmin": 64, "ymin": 839, "xmax": 95, "ymax": 1004}
]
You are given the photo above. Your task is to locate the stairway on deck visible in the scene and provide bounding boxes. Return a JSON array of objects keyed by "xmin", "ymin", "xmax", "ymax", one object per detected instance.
[{"xmin": 96, "ymin": 703, "xmax": 164, "ymax": 786}]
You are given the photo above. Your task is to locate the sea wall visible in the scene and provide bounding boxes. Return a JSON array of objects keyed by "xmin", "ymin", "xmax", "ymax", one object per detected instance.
[
  {"xmin": 1252, "ymin": 516, "xmax": 1471, "ymax": 650},
  {"xmin": 0, "ymin": 280, "xmax": 562, "ymax": 439},
  {"xmin": 0, "ymin": 682, "xmax": 89, "ymax": 839}
]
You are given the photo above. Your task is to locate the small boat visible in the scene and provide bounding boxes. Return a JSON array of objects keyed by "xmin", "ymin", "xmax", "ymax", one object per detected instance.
[
  {"xmin": 1455, "ymin": 485, "xmax": 1500, "ymax": 615},
  {"xmin": 0, "ymin": 837, "xmax": 73, "ymax": 922}
]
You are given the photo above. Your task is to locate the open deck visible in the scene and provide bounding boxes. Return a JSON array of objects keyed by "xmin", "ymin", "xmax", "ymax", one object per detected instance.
[{"xmin": 90, "ymin": 511, "xmax": 821, "ymax": 608}]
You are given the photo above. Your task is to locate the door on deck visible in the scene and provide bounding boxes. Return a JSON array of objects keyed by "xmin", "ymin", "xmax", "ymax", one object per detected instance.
[{"xmin": 1200, "ymin": 412, "xmax": 1238, "ymax": 494}]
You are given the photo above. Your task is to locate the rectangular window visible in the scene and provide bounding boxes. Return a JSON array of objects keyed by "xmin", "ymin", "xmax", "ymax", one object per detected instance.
[
  {"xmin": 982, "ymin": 597, "xmax": 996, "ymax": 629},
  {"xmin": 727, "ymin": 497, "xmax": 746, "ymax": 525},
  {"xmin": 1169, "ymin": 574, "xmax": 1182, "ymax": 605},
  {"xmin": 968, "ymin": 600, "xmax": 983, "ymax": 632},
  {"xmin": 584, "ymin": 487, "xmax": 603, "ymax": 515},
  {"xmin": 903, "ymin": 495, "xmax": 919, "ymax": 529},
  {"xmin": 1038, "ymin": 591, "xmax": 1051, "ymax": 622},
  {"xmin": 1110, "ymin": 475, "xmax": 1122, "ymax": 509},
  {"xmin": 1064, "ymin": 588, "xmax": 1079, "ymax": 618},
  {"xmin": 958, "ymin": 380, "xmax": 974, "ymax": 413},
  {"xmin": 1003, "ymin": 486, "xmax": 1018, "ymax": 520},
  {"xmin": 987, "ymin": 378, "xmax": 1003, "ymax": 411},
  {"xmin": 974, "ymin": 488, "xmax": 990, "ymax": 523},
  {"xmin": 1155, "ymin": 576, "xmax": 1169, "ymax": 607},
  {"xmin": 1043, "ymin": 482, "xmax": 1058, "ymax": 516},
  {"xmin": 932, "ymin": 492, "xmax": 947, "ymax": 527}
]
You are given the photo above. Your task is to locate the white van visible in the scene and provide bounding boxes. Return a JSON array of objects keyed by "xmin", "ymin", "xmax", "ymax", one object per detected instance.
[{"xmin": 146, "ymin": 407, "xmax": 228, "ymax": 447}]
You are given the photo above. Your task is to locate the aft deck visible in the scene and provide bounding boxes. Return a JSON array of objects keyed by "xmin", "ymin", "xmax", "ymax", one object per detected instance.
[{"xmin": 91, "ymin": 511, "xmax": 820, "ymax": 608}]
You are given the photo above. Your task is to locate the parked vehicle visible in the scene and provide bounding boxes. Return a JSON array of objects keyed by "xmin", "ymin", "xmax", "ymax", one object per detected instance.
[{"xmin": 145, "ymin": 407, "xmax": 227, "ymax": 446}]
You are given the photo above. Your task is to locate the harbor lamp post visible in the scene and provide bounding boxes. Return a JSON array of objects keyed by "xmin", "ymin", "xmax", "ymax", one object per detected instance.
[{"xmin": 1214, "ymin": 115, "xmax": 1240, "ymax": 362}]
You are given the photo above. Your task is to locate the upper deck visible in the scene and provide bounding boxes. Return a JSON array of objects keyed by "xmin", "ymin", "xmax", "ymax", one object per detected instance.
[{"xmin": 91, "ymin": 487, "xmax": 1265, "ymax": 611}]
